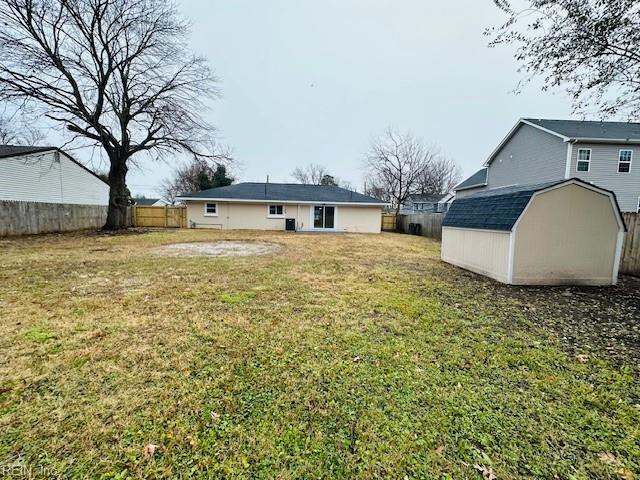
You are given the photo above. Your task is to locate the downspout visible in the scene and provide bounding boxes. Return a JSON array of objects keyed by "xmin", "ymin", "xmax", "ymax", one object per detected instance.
[{"xmin": 564, "ymin": 141, "xmax": 575, "ymax": 179}]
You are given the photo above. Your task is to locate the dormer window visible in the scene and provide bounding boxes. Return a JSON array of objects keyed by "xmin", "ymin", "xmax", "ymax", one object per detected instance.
[
  {"xmin": 577, "ymin": 149, "xmax": 591, "ymax": 172},
  {"xmin": 618, "ymin": 150, "xmax": 632, "ymax": 173}
]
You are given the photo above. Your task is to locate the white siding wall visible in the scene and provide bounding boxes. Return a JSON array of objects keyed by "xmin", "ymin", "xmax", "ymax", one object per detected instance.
[
  {"xmin": 0, "ymin": 151, "xmax": 109, "ymax": 205},
  {"xmin": 569, "ymin": 143, "xmax": 640, "ymax": 212}
]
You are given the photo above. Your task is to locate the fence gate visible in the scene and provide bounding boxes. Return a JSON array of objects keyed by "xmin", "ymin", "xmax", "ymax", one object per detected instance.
[
  {"xmin": 381, "ymin": 214, "xmax": 397, "ymax": 231},
  {"xmin": 132, "ymin": 206, "xmax": 187, "ymax": 228}
]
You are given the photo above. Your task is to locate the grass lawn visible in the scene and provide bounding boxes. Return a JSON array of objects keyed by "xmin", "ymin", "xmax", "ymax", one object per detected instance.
[{"xmin": 0, "ymin": 229, "xmax": 638, "ymax": 479}]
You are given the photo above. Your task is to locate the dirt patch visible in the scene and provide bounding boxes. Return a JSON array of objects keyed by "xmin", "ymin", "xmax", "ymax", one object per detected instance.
[
  {"xmin": 158, "ymin": 241, "xmax": 282, "ymax": 257},
  {"xmin": 436, "ymin": 267, "xmax": 640, "ymax": 369}
]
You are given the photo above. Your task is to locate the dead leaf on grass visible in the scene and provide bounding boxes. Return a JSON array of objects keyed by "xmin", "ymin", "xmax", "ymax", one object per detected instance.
[
  {"xmin": 143, "ymin": 443, "xmax": 158, "ymax": 459},
  {"xmin": 474, "ymin": 464, "xmax": 497, "ymax": 480},
  {"xmin": 210, "ymin": 411, "xmax": 221, "ymax": 423},
  {"xmin": 599, "ymin": 452, "xmax": 622, "ymax": 466},
  {"xmin": 617, "ymin": 468, "xmax": 635, "ymax": 480},
  {"xmin": 576, "ymin": 354, "xmax": 589, "ymax": 363}
]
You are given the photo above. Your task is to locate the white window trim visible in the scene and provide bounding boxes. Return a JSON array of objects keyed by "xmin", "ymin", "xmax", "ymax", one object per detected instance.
[
  {"xmin": 267, "ymin": 204, "xmax": 285, "ymax": 218},
  {"xmin": 203, "ymin": 202, "xmax": 218, "ymax": 217},
  {"xmin": 576, "ymin": 148, "xmax": 591, "ymax": 173},
  {"xmin": 618, "ymin": 149, "xmax": 633, "ymax": 174}
]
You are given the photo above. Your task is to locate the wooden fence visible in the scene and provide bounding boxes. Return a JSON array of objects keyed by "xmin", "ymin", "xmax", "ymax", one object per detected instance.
[
  {"xmin": 132, "ymin": 205, "xmax": 187, "ymax": 228},
  {"xmin": 398, "ymin": 213, "xmax": 444, "ymax": 240},
  {"xmin": 381, "ymin": 214, "xmax": 397, "ymax": 231},
  {"xmin": 620, "ymin": 213, "xmax": 639, "ymax": 276},
  {"xmin": 0, "ymin": 200, "xmax": 109, "ymax": 236}
]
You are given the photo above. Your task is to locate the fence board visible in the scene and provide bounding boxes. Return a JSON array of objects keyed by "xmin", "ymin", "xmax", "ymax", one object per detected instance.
[
  {"xmin": 0, "ymin": 200, "xmax": 108, "ymax": 236},
  {"xmin": 620, "ymin": 213, "xmax": 639, "ymax": 277},
  {"xmin": 398, "ymin": 213, "xmax": 443, "ymax": 240},
  {"xmin": 132, "ymin": 206, "xmax": 186, "ymax": 228}
]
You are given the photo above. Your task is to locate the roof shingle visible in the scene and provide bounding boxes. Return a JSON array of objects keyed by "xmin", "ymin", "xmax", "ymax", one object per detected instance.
[
  {"xmin": 177, "ymin": 183, "xmax": 386, "ymax": 204},
  {"xmin": 455, "ymin": 168, "xmax": 487, "ymax": 191},
  {"xmin": 524, "ymin": 118, "xmax": 640, "ymax": 140},
  {"xmin": 443, "ymin": 179, "xmax": 623, "ymax": 231}
]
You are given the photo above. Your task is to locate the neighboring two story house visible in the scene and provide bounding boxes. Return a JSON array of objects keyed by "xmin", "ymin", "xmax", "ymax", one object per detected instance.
[{"xmin": 455, "ymin": 119, "xmax": 640, "ymax": 212}]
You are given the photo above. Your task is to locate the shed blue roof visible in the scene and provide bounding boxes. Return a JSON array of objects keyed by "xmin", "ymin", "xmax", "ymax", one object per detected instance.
[
  {"xmin": 176, "ymin": 182, "xmax": 386, "ymax": 204},
  {"xmin": 443, "ymin": 179, "xmax": 624, "ymax": 232}
]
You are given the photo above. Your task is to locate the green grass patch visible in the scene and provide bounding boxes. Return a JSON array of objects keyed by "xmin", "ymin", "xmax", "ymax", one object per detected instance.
[
  {"xmin": 219, "ymin": 291, "xmax": 257, "ymax": 304},
  {"xmin": 0, "ymin": 229, "xmax": 637, "ymax": 478},
  {"xmin": 23, "ymin": 326, "xmax": 55, "ymax": 343}
]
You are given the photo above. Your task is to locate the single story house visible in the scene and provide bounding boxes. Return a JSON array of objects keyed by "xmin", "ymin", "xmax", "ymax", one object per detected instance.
[
  {"xmin": 0, "ymin": 145, "xmax": 109, "ymax": 205},
  {"xmin": 441, "ymin": 178, "xmax": 626, "ymax": 286},
  {"xmin": 176, "ymin": 183, "xmax": 387, "ymax": 233}
]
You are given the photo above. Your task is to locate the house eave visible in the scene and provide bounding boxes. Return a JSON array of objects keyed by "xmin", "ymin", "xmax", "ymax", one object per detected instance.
[
  {"xmin": 455, "ymin": 182, "xmax": 487, "ymax": 192},
  {"xmin": 175, "ymin": 197, "xmax": 389, "ymax": 207}
]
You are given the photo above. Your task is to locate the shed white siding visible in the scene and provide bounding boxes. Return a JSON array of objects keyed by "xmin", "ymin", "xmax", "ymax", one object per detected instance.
[
  {"xmin": 0, "ymin": 150, "xmax": 108, "ymax": 205},
  {"xmin": 441, "ymin": 227, "xmax": 511, "ymax": 283}
]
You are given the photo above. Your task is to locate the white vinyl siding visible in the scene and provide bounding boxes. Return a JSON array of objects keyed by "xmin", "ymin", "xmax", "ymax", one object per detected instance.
[
  {"xmin": 486, "ymin": 124, "xmax": 567, "ymax": 189},
  {"xmin": 0, "ymin": 151, "xmax": 109, "ymax": 205},
  {"xmin": 570, "ymin": 143, "xmax": 640, "ymax": 212}
]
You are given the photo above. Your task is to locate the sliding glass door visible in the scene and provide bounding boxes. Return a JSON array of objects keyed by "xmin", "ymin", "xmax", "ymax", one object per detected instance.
[{"xmin": 313, "ymin": 206, "xmax": 335, "ymax": 229}]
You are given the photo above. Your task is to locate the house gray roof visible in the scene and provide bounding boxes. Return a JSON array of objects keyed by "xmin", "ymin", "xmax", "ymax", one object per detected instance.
[
  {"xmin": 443, "ymin": 178, "xmax": 624, "ymax": 232},
  {"xmin": 524, "ymin": 118, "xmax": 640, "ymax": 141},
  {"xmin": 177, "ymin": 182, "xmax": 386, "ymax": 204},
  {"xmin": 0, "ymin": 145, "xmax": 56, "ymax": 159},
  {"xmin": 455, "ymin": 168, "xmax": 487, "ymax": 191}
]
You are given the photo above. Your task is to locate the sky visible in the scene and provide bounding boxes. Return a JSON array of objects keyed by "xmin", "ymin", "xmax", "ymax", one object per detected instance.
[{"xmin": 95, "ymin": 0, "xmax": 573, "ymax": 197}]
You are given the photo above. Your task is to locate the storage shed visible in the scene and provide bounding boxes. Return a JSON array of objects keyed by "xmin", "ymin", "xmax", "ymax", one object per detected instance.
[{"xmin": 441, "ymin": 179, "xmax": 626, "ymax": 285}]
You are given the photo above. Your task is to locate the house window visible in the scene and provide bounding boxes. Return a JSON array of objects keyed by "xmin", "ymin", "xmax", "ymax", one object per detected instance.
[
  {"xmin": 618, "ymin": 149, "xmax": 633, "ymax": 173},
  {"xmin": 268, "ymin": 204, "xmax": 284, "ymax": 216},
  {"xmin": 204, "ymin": 202, "xmax": 217, "ymax": 216},
  {"xmin": 577, "ymin": 149, "xmax": 591, "ymax": 172}
]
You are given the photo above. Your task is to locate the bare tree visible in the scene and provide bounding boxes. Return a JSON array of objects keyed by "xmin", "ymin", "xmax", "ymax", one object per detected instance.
[
  {"xmin": 364, "ymin": 127, "xmax": 435, "ymax": 215},
  {"xmin": 0, "ymin": 105, "xmax": 44, "ymax": 145},
  {"xmin": 291, "ymin": 163, "xmax": 329, "ymax": 185},
  {"xmin": 488, "ymin": 0, "xmax": 640, "ymax": 119},
  {"xmin": 0, "ymin": 0, "xmax": 223, "ymax": 229},
  {"xmin": 417, "ymin": 155, "xmax": 462, "ymax": 195}
]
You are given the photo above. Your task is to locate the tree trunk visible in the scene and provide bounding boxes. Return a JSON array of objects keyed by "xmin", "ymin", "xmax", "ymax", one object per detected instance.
[{"xmin": 103, "ymin": 153, "xmax": 129, "ymax": 231}]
